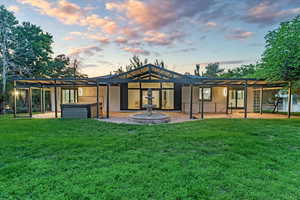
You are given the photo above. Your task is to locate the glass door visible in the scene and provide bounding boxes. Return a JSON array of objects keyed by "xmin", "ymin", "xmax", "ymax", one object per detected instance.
[
  {"xmin": 228, "ymin": 89, "xmax": 244, "ymax": 109},
  {"xmin": 142, "ymin": 90, "xmax": 160, "ymax": 109}
]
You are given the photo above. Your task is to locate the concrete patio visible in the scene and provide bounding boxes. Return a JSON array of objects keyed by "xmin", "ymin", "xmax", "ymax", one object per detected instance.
[{"xmin": 32, "ymin": 110, "xmax": 299, "ymax": 124}]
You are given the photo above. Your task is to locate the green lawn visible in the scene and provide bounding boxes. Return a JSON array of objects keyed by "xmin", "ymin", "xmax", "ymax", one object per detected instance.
[{"xmin": 1, "ymin": 116, "xmax": 300, "ymax": 200}]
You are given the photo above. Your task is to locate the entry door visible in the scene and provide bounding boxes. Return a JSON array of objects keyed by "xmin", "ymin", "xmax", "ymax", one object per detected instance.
[
  {"xmin": 142, "ymin": 90, "xmax": 160, "ymax": 109},
  {"xmin": 228, "ymin": 89, "xmax": 244, "ymax": 109}
]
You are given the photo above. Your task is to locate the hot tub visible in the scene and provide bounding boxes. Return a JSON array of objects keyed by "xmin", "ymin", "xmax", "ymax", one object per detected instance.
[{"xmin": 61, "ymin": 102, "xmax": 101, "ymax": 119}]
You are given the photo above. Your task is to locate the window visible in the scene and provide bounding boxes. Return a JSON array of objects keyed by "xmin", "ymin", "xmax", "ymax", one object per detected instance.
[
  {"xmin": 128, "ymin": 82, "xmax": 140, "ymax": 88},
  {"xmin": 128, "ymin": 90, "xmax": 140, "ymax": 109},
  {"xmin": 162, "ymin": 82, "xmax": 174, "ymax": 88},
  {"xmin": 199, "ymin": 88, "xmax": 212, "ymax": 101},
  {"xmin": 141, "ymin": 82, "xmax": 161, "ymax": 88}
]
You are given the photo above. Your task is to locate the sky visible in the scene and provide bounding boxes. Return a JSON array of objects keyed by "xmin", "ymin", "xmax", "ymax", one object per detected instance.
[{"xmin": 1, "ymin": 0, "xmax": 300, "ymax": 77}]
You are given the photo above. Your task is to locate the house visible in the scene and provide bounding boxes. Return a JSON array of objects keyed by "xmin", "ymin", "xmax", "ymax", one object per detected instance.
[{"xmin": 13, "ymin": 64, "xmax": 292, "ymax": 120}]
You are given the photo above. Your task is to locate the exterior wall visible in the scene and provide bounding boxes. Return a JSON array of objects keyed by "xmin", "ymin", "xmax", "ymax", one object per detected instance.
[
  {"xmin": 79, "ymin": 86, "xmax": 120, "ymax": 112},
  {"xmin": 50, "ymin": 86, "xmax": 121, "ymax": 113},
  {"xmin": 182, "ymin": 86, "xmax": 255, "ymax": 114}
]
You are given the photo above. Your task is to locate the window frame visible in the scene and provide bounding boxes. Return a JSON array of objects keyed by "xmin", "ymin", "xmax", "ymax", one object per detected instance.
[{"xmin": 199, "ymin": 87, "xmax": 212, "ymax": 101}]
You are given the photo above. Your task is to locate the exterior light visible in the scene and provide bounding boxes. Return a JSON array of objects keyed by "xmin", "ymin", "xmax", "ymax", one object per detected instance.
[
  {"xmin": 13, "ymin": 90, "xmax": 19, "ymax": 96},
  {"xmin": 223, "ymin": 88, "xmax": 227, "ymax": 97}
]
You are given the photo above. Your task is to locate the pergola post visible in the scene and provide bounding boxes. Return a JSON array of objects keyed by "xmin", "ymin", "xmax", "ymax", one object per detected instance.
[
  {"xmin": 96, "ymin": 80, "xmax": 100, "ymax": 119},
  {"xmin": 40, "ymin": 86, "xmax": 43, "ymax": 113},
  {"xmin": 13, "ymin": 80, "xmax": 17, "ymax": 118},
  {"xmin": 54, "ymin": 81, "xmax": 58, "ymax": 118},
  {"xmin": 106, "ymin": 84, "xmax": 110, "ymax": 119},
  {"xmin": 288, "ymin": 81, "xmax": 292, "ymax": 119},
  {"xmin": 189, "ymin": 84, "xmax": 193, "ymax": 119},
  {"xmin": 244, "ymin": 81, "xmax": 248, "ymax": 119},
  {"xmin": 201, "ymin": 87, "xmax": 204, "ymax": 119},
  {"xmin": 260, "ymin": 87, "xmax": 263, "ymax": 115},
  {"xmin": 28, "ymin": 87, "xmax": 32, "ymax": 118},
  {"xmin": 226, "ymin": 87, "xmax": 229, "ymax": 114}
]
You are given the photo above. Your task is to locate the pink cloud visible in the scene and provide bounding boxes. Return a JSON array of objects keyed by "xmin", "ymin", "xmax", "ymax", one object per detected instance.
[
  {"xmin": 122, "ymin": 47, "xmax": 150, "ymax": 55},
  {"xmin": 226, "ymin": 29, "xmax": 254, "ymax": 40},
  {"xmin": 143, "ymin": 31, "xmax": 184, "ymax": 46},
  {"xmin": 18, "ymin": 0, "xmax": 118, "ymax": 33},
  {"xmin": 243, "ymin": 1, "xmax": 300, "ymax": 25},
  {"xmin": 115, "ymin": 36, "xmax": 128, "ymax": 44},
  {"xmin": 68, "ymin": 45, "xmax": 103, "ymax": 57},
  {"xmin": 8, "ymin": 5, "xmax": 20, "ymax": 13}
]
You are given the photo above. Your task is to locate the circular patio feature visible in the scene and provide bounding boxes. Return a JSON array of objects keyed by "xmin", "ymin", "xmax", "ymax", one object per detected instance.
[{"xmin": 130, "ymin": 112, "xmax": 170, "ymax": 124}]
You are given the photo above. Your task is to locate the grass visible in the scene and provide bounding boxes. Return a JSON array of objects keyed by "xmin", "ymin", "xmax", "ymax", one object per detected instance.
[{"xmin": 0, "ymin": 116, "xmax": 300, "ymax": 200}]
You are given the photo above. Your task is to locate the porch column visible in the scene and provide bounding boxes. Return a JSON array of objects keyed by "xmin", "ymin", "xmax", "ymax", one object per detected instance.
[
  {"xmin": 244, "ymin": 81, "xmax": 248, "ymax": 119},
  {"xmin": 201, "ymin": 86, "xmax": 204, "ymax": 119},
  {"xmin": 13, "ymin": 80, "xmax": 17, "ymax": 118},
  {"xmin": 28, "ymin": 87, "xmax": 32, "ymax": 118},
  {"xmin": 189, "ymin": 84, "xmax": 193, "ymax": 119},
  {"xmin": 288, "ymin": 81, "xmax": 292, "ymax": 119},
  {"xmin": 96, "ymin": 80, "xmax": 100, "ymax": 119},
  {"xmin": 226, "ymin": 87, "xmax": 229, "ymax": 114},
  {"xmin": 260, "ymin": 87, "xmax": 263, "ymax": 115},
  {"xmin": 40, "ymin": 86, "xmax": 43, "ymax": 113},
  {"xmin": 106, "ymin": 84, "xmax": 110, "ymax": 119},
  {"xmin": 54, "ymin": 81, "xmax": 58, "ymax": 118}
]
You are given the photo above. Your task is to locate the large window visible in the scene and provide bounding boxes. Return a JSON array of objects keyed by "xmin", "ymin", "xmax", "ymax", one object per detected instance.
[
  {"xmin": 128, "ymin": 90, "xmax": 140, "ymax": 109},
  {"xmin": 126, "ymin": 82, "xmax": 175, "ymax": 110},
  {"xmin": 199, "ymin": 88, "xmax": 212, "ymax": 101},
  {"xmin": 162, "ymin": 90, "xmax": 174, "ymax": 109},
  {"xmin": 62, "ymin": 89, "xmax": 78, "ymax": 104}
]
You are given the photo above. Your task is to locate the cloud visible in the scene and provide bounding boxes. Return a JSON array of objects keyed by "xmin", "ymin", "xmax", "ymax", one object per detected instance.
[
  {"xmin": 80, "ymin": 14, "xmax": 118, "ymax": 34},
  {"xmin": 122, "ymin": 47, "xmax": 150, "ymax": 55},
  {"xmin": 115, "ymin": 36, "xmax": 128, "ymax": 44},
  {"xmin": 18, "ymin": 0, "xmax": 118, "ymax": 33},
  {"xmin": 143, "ymin": 31, "xmax": 184, "ymax": 46},
  {"xmin": 68, "ymin": 46, "xmax": 103, "ymax": 57},
  {"xmin": 205, "ymin": 21, "xmax": 217, "ymax": 28},
  {"xmin": 106, "ymin": 0, "xmax": 213, "ymax": 30},
  {"xmin": 86, "ymin": 34, "xmax": 110, "ymax": 44},
  {"xmin": 8, "ymin": 5, "xmax": 20, "ymax": 13},
  {"xmin": 242, "ymin": 1, "xmax": 300, "ymax": 26},
  {"xmin": 226, "ymin": 29, "xmax": 254, "ymax": 40}
]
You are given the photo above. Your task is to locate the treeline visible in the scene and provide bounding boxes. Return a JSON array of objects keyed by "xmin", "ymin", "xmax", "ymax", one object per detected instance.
[{"xmin": 0, "ymin": 5, "xmax": 85, "ymax": 113}]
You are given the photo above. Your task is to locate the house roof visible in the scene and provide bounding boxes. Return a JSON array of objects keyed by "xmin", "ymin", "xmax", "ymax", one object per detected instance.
[{"xmin": 13, "ymin": 64, "xmax": 288, "ymax": 88}]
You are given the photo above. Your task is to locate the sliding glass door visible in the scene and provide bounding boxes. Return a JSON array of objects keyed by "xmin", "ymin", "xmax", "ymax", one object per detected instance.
[{"xmin": 229, "ymin": 89, "xmax": 244, "ymax": 109}]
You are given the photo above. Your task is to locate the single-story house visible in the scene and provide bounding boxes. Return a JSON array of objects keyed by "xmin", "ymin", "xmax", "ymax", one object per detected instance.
[{"xmin": 12, "ymin": 64, "xmax": 292, "ymax": 119}]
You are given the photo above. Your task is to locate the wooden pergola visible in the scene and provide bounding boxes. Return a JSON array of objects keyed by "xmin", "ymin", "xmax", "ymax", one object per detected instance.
[{"xmin": 12, "ymin": 64, "xmax": 292, "ymax": 119}]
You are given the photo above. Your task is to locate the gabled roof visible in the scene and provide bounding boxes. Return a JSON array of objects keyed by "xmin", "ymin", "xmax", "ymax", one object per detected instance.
[{"xmin": 94, "ymin": 64, "xmax": 185, "ymax": 81}]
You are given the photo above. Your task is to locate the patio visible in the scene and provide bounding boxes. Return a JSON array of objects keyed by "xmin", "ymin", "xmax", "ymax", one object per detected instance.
[{"xmin": 32, "ymin": 110, "xmax": 298, "ymax": 124}]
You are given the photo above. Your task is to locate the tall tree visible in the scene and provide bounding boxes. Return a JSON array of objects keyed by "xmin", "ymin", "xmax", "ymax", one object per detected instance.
[
  {"xmin": 258, "ymin": 15, "xmax": 300, "ymax": 83},
  {"xmin": 203, "ymin": 63, "xmax": 224, "ymax": 77},
  {"xmin": 0, "ymin": 5, "xmax": 18, "ymax": 113},
  {"xmin": 13, "ymin": 22, "xmax": 53, "ymax": 78}
]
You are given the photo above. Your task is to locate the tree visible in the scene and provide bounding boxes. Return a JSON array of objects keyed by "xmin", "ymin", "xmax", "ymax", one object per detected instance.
[
  {"xmin": 258, "ymin": 15, "xmax": 300, "ymax": 82},
  {"xmin": 128, "ymin": 55, "xmax": 148, "ymax": 70},
  {"xmin": 194, "ymin": 64, "xmax": 201, "ymax": 76},
  {"xmin": 13, "ymin": 22, "xmax": 53, "ymax": 78},
  {"xmin": 203, "ymin": 63, "xmax": 224, "ymax": 77},
  {"xmin": 0, "ymin": 5, "xmax": 18, "ymax": 113},
  {"xmin": 220, "ymin": 64, "xmax": 258, "ymax": 78},
  {"xmin": 154, "ymin": 59, "xmax": 165, "ymax": 68}
]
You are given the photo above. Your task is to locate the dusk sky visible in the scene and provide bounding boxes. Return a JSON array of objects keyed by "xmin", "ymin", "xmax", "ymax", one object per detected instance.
[{"xmin": 2, "ymin": 0, "xmax": 300, "ymax": 77}]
